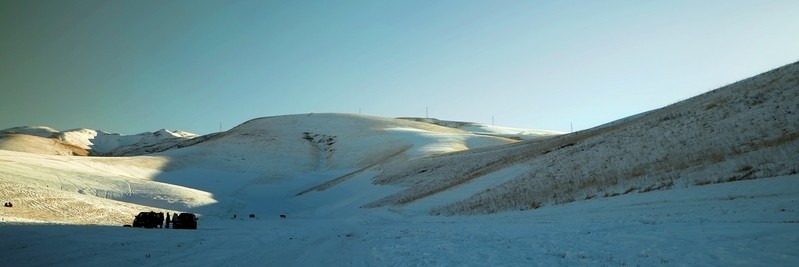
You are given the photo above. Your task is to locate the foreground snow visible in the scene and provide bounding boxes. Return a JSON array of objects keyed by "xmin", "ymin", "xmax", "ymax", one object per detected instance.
[{"xmin": 2, "ymin": 175, "xmax": 797, "ymax": 266}]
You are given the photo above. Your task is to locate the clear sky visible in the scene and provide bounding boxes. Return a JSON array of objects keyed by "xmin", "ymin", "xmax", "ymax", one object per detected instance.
[{"xmin": 1, "ymin": 0, "xmax": 798, "ymax": 135}]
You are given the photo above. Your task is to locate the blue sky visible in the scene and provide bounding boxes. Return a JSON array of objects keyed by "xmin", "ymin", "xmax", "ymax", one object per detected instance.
[{"xmin": 1, "ymin": 0, "xmax": 798, "ymax": 135}]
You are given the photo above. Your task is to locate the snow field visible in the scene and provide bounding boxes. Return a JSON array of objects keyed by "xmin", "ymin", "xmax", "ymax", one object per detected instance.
[{"xmin": 2, "ymin": 175, "xmax": 796, "ymax": 266}]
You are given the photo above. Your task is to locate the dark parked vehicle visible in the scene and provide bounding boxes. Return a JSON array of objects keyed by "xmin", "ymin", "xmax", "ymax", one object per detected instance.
[
  {"xmin": 173, "ymin": 213, "xmax": 198, "ymax": 229},
  {"xmin": 132, "ymin": 211, "xmax": 164, "ymax": 228}
]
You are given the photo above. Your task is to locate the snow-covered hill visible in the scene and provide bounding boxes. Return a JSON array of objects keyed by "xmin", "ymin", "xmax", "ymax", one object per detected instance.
[
  {"xmin": 1, "ymin": 62, "xmax": 798, "ymax": 266},
  {"xmin": 0, "ymin": 126, "xmax": 60, "ymax": 138},
  {"xmin": 0, "ymin": 127, "xmax": 198, "ymax": 156},
  {"xmin": 159, "ymin": 113, "xmax": 519, "ymax": 173},
  {"xmin": 0, "ymin": 117, "xmax": 555, "ymax": 157},
  {"xmin": 368, "ymin": 60, "xmax": 799, "ymax": 215},
  {"xmin": 0, "ymin": 114, "xmax": 528, "ymax": 224},
  {"xmin": 54, "ymin": 128, "xmax": 199, "ymax": 156},
  {"xmin": 0, "ymin": 133, "xmax": 88, "ymax": 156}
]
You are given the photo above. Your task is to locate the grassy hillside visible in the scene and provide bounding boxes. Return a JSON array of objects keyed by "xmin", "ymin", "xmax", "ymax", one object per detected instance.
[
  {"xmin": 366, "ymin": 61, "xmax": 799, "ymax": 215},
  {"xmin": 0, "ymin": 133, "xmax": 88, "ymax": 156}
]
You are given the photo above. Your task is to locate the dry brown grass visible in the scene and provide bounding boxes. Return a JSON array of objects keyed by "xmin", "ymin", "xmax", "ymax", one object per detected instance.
[{"xmin": 417, "ymin": 61, "xmax": 799, "ymax": 215}]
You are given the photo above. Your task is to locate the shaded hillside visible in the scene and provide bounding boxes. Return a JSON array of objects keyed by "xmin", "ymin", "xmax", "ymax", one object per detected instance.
[
  {"xmin": 366, "ymin": 61, "xmax": 799, "ymax": 215},
  {"xmin": 399, "ymin": 117, "xmax": 562, "ymax": 140}
]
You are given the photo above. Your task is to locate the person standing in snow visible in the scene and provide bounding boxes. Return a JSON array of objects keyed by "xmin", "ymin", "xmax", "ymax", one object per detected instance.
[{"xmin": 165, "ymin": 212, "xmax": 171, "ymax": 228}]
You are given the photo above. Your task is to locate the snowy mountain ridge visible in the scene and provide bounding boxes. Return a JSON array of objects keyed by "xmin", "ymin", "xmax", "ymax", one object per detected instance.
[
  {"xmin": 0, "ymin": 117, "xmax": 556, "ymax": 157},
  {"xmin": 0, "ymin": 127, "xmax": 199, "ymax": 156}
]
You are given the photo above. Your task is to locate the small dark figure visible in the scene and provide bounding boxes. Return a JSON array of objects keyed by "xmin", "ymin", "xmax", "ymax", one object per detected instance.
[
  {"xmin": 232, "ymin": 214, "xmax": 237, "ymax": 219},
  {"xmin": 249, "ymin": 213, "xmax": 256, "ymax": 218},
  {"xmin": 157, "ymin": 212, "xmax": 164, "ymax": 228},
  {"xmin": 280, "ymin": 214, "xmax": 286, "ymax": 219},
  {"xmin": 3, "ymin": 202, "xmax": 11, "ymax": 208},
  {"xmin": 165, "ymin": 213, "xmax": 171, "ymax": 228}
]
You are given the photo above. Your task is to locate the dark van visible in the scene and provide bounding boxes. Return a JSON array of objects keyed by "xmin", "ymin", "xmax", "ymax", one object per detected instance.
[
  {"xmin": 132, "ymin": 211, "xmax": 163, "ymax": 228},
  {"xmin": 173, "ymin": 213, "xmax": 198, "ymax": 229}
]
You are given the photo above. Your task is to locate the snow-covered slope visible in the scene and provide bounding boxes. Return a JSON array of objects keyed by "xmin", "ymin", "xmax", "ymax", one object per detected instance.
[
  {"xmin": 0, "ymin": 117, "xmax": 547, "ymax": 157},
  {"xmin": 159, "ymin": 113, "xmax": 517, "ymax": 171},
  {"xmin": 0, "ymin": 127, "xmax": 198, "ymax": 156},
  {"xmin": 55, "ymin": 128, "xmax": 199, "ymax": 156},
  {"xmin": 399, "ymin": 117, "xmax": 563, "ymax": 140},
  {"xmin": 0, "ymin": 150, "xmax": 213, "ymax": 224},
  {"xmin": 0, "ymin": 133, "xmax": 88, "ymax": 156},
  {"xmin": 367, "ymin": 60, "xmax": 799, "ymax": 215},
  {"xmin": 141, "ymin": 113, "xmax": 522, "ymax": 219},
  {"xmin": 0, "ymin": 126, "xmax": 59, "ymax": 138},
  {"xmin": 1, "ymin": 62, "xmax": 798, "ymax": 266},
  {"xmin": 0, "ymin": 113, "xmax": 522, "ymax": 224}
]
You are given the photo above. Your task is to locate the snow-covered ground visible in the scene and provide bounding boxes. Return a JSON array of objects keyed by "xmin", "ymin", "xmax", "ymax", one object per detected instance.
[
  {"xmin": 1, "ymin": 111, "xmax": 796, "ymax": 266},
  {"xmin": 1, "ymin": 63, "xmax": 798, "ymax": 266},
  {"xmin": 1, "ymin": 175, "xmax": 796, "ymax": 266}
]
